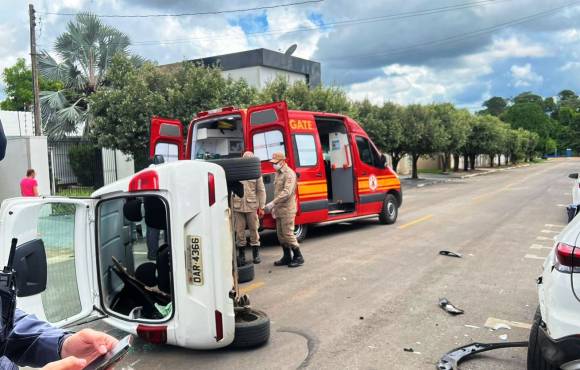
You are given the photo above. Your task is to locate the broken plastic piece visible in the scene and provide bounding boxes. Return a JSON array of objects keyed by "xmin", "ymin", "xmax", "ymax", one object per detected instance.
[
  {"xmin": 404, "ymin": 347, "xmax": 414, "ymax": 352},
  {"xmin": 492, "ymin": 323, "xmax": 511, "ymax": 331},
  {"xmin": 499, "ymin": 334, "xmax": 508, "ymax": 341},
  {"xmin": 439, "ymin": 250, "xmax": 462, "ymax": 258},
  {"xmin": 437, "ymin": 341, "xmax": 528, "ymax": 370},
  {"xmin": 439, "ymin": 298, "xmax": 465, "ymax": 315}
]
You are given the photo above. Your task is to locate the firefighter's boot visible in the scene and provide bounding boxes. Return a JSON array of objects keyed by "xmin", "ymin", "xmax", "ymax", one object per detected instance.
[
  {"xmin": 274, "ymin": 246, "xmax": 292, "ymax": 266},
  {"xmin": 252, "ymin": 246, "xmax": 261, "ymax": 264},
  {"xmin": 237, "ymin": 246, "xmax": 247, "ymax": 266},
  {"xmin": 288, "ymin": 247, "xmax": 304, "ymax": 268}
]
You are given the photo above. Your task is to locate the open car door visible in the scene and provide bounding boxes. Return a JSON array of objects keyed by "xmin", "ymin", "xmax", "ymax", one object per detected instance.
[
  {"xmin": 0, "ymin": 197, "xmax": 98, "ymax": 328},
  {"xmin": 150, "ymin": 117, "xmax": 184, "ymax": 162}
]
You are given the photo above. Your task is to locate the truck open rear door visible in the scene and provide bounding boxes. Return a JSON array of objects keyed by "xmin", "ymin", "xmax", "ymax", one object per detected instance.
[{"xmin": 150, "ymin": 117, "xmax": 184, "ymax": 162}]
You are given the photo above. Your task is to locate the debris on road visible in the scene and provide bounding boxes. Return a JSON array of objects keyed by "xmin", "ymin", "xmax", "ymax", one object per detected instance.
[
  {"xmin": 436, "ymin": 341, "xmax": 528, "ymax": 370},
  {"xmin": 403, "ymin": 347, "xmax": 414, "ymax": 352},
  {"xmin": 499, "ymin": 334, "xmax": 508, "ymax": 341},
  {"xmin": 439, "ymin": 250, "xmax": 462, "ymax": 258},
  {"xmin": 484, "ymin": 317, "xmax": 531, "ymax": 330},
  {"xmin": 464, "ymin": 324, "xmax": 480, "ymax": 329},
  {"xmin": 439, "ymin": 298, "xmax": 465, "ymax": 315},
  {"xmin": 359, "ymin": 316, "xmax": 364, "ymax": 320},
  {"xmin": 491, "ymin": 323, "xmax": 511, "ymax": 331}
]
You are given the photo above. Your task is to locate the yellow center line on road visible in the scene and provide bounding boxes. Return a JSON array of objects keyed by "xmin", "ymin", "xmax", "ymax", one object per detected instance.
[
  {"xmin": 397, "ymin": 214, "xmax": 433, "ymax": 229},
  {"xmin": 239, "ymin": 281, "xmax": 265, "ymax": 295}
]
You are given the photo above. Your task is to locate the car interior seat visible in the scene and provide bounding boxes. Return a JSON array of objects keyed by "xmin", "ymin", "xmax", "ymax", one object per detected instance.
[{"xmin": 143, "ymin": 197, "xmax": 172, "ymax": 295}]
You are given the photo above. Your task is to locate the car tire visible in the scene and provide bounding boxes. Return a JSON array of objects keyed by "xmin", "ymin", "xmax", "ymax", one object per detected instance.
[
  {"xmin": 378, "ymin": 193, "xmax": 398, "ymax": 225},
  {"xmin": 527, "ymin": 306, "xmax": 558, "ymax": 370},
  {"xmin": 230, "ymin": 309, "xmax": 270, "ymax": 349},
  {"xmin": 208, "ymin": 157, "xmax": 261, "ymax": 182},
  {"xmin": 294, "ymin": 224, "xmax": 308, "ymax": 242},
  {"xmin": 237, "ymin": 263, "xmax": 255, "ymax": 284}
]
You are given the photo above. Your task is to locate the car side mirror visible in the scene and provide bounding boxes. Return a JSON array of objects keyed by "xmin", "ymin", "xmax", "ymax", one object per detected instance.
[
  {"xmin": 569, "ymin": 173, "xmax": 578, "ymax": 179},
  {"xmin": 380, "ymin": 154, "xmax": 387, "ymax": 169},
  {"xmin": 153, "ymin": 155, "xmax": 165, "ymax": 165},
  {"xmin": 13, "ymin": 239, "xmax": 47, "ymax": 297}
]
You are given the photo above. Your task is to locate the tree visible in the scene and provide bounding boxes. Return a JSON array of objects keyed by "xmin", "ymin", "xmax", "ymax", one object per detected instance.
[
  {"xmin": 401, "ymin": 104, "xmax": 447, "ymax": 179},
  {"xmin": 39, "ymin": 13, "xmax": 140, "ymax": 138},
  {"xmin": 502, "ymin": 101, "xmax": 557, "ymax": 153},
  {"xmin": 259, "ymin": 76, "xmax": 351, "ymax": 114},
  {"xmin": 353, "ymin": 100, "xmax": 405, "ymax": 171},
  {"xmin": 0, "ymin": 58, "xmax": 62, "ymax": 111},
  {"xmin": 479, "ymin": 96, "xmax": 507, "ymax": 117},
  {"xmin": 513, "ymin": 92, "xmax": 544, "ymax": 106},
  {"xmin": 90, "ymin": 55, "xmax": 258, "ymax": 169}
]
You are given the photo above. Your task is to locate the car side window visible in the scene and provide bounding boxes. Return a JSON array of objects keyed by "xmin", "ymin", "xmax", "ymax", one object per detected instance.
[
  {"xmin": 253, "ymin": 130, "xmax": 285, "ymax": 161},
  {"xmin": 355, "ymin": 136, "xmax": 374, "ymax": 166},
  {"xmin": 155, "ymin": 142, "xmax": 179, "ymax": 162},
  {"xmin": 293, "ymin": 134, "xmax": 317, "ymax": 167}
]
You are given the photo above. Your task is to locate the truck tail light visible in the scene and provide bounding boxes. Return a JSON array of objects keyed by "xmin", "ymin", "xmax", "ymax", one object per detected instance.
[
  {"xmin": 215, "ymin": 310, "xmax": 223, "ymax": 341},
  {"xmin": 129, "ymin": 170, "xmax": 159, "ymax": 192},
  {"xmin": 137, "ymin": 325, "xmax": 167, "ymax": 344},
  {"xmin": 556, "ymin": 242, "xmax": 580, "ymax": 267},
  {"xmin": 208, "ymin": 173, "xmax": 215, "ymax": 206}
]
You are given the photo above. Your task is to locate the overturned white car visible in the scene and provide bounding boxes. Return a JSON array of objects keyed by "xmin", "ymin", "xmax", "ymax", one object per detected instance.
[{"xmin": 0, "ymin": 159, "xmax": 269, "ymax": 349}]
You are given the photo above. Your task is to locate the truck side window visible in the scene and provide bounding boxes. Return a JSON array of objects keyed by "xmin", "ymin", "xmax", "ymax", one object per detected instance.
[
  {"xmin": 253, "ymin": 130, "xmax": 285, "ymax": 161},
  {"xmin": 155, "ymin": 142, "xmax": 179, "ymax": 162},
  {"xmin": 293, "ymin": 134, "xmax": 317, "ymax": 167},
  {"xmin": 355, "ymin": 136, "xmax": 374, "ymax": 166}
]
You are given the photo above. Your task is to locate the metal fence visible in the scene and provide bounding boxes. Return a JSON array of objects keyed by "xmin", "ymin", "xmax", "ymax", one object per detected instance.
[{"xmin": 48, "ymin": 139, "xmax": 104, "ymax": 196}]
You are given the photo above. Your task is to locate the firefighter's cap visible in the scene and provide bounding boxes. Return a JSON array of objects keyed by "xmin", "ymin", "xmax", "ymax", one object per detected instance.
[{"xmin": 269, "ymin": 151, "xmax": 286, "ymax": 163}]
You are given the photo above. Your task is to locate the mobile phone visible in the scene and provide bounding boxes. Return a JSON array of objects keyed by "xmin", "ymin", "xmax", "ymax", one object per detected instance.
[{"xmin": 84, "ymin": 335, "xmax": 132, "ymax": 370}]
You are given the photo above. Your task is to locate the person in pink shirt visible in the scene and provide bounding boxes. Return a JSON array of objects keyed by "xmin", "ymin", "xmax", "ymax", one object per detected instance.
[{"xmin": 20, "ymin": 169, "xmax": 39, "ymax": 197}]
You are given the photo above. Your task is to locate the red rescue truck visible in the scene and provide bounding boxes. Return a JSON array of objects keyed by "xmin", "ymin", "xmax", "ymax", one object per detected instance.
[{"xmin": 150, "ymin": 101, "xmax": 402, "ymax": 240}]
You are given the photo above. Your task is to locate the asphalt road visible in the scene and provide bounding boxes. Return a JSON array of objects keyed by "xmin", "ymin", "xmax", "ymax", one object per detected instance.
[{"xmin": 96, "ymin": 158, "xmax": 577, "ymax": 370}]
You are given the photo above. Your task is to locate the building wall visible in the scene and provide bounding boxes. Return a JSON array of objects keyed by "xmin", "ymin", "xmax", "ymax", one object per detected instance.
[
  {"xmin": 0, "ymin": 111, "xmax": 34, "ymax": 136},
  {"xmin": 0, "ymin": 136, "xmax": 50, "ymax": 204},
  {"xmin": 223, "ymin": 66, "xmax": 307, "ymax": 89}
]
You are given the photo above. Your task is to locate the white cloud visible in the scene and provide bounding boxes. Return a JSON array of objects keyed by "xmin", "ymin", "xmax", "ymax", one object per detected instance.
[
  {"xmin": 346, "ymin": 36, "xmax": 548, "ymax": 105},
  {"xmin": 561, "ymin": 61, "xmax": 580, "ymax": 71},
  {"xmin": 510, "ymin": 63, "xmax": 543, "ymax": 87}
]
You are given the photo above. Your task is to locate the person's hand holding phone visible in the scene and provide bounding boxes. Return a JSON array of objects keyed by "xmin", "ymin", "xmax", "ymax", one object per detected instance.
[
  {"xmin": 61, "ymin": 329, "xmax": 119, "ymax": 364},
  {"xmin": 41, "ymin": 356, "xmax": 87, "ymax": 370}
]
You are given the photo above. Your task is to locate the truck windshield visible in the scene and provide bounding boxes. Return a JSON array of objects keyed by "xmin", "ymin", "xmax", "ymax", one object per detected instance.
[{"xmin": 191, "ymin": 114, "xmax": 244, "ymax": 160}]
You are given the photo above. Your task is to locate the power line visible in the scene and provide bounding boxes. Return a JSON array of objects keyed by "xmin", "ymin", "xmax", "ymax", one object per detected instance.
[
  {"xmin": 127, "ymin": 0, "xmax": 509, "ymax": 46},
  {"xmin": 39, "ymin": 0, "xmax": 324, "ymax": 18},
  {"xmin": 319, "ymin": 0, "xmax": 580, "ymax": 63}
]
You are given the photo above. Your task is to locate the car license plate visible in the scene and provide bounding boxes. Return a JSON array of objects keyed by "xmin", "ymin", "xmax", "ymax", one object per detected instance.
[{"xmin": 186, "ymin": 235, "xmax": 203, "ymax": 286}]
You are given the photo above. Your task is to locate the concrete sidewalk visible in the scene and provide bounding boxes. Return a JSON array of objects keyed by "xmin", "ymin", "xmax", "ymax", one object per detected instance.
[{"xmin": 401, "ymin": 163, "xmax": 532, "ymax": 188}]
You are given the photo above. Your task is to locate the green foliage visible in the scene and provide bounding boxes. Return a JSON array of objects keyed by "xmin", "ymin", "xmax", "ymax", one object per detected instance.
[
  {"xmin": 0, "ymin": 58, "xmax": 62, "ymax": 111},
  {"xmin": 479, "ymin": 96, "xmax": 507, "ymax": 116},
  {"xmin": 402, "ymin": 104, "xmax": 447, "ymax": 178},
  {"xmin": 90, "ymin": 56, "xmax": 258, "ymax": 169},
  {"xmin": 68, "ymin": 145, "xmax": 99, "ymax": 186}
]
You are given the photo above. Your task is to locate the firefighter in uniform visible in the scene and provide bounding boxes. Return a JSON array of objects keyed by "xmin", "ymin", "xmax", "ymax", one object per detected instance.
[
  {"xmin": 232, "ymin": 151, "xmax": 266, "ymax": 264},
  {"xmin": 265, "ymin": 151, "xmax": 304, "ymax": 268}
]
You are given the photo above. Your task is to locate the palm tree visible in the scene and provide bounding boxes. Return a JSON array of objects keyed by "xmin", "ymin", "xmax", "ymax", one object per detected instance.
[{"xmin": 39, "ymin": 13, "xmax": 140, "ymax": 138}]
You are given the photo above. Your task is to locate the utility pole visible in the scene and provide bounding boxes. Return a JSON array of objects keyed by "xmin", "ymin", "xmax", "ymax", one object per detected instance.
[{"xmin": 29, "ymin": 4, "xmax": 42, "ymax": 136}]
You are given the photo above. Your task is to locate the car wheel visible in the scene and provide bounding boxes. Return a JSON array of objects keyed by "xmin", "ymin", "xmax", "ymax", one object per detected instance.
[
  {"xmin": 527, "ymin": 306, "xmax": 558, "ymax": 370},
  {"xmin": 208, "ymin": 157, "xmax": 261, "ymax": 182},
  {"xmin": 378, "ymin": 194, "xmax": 398, "ymax": 225},
  {"xmin": 230, "ymin": 309, "xmax": 270, "ymax": 349},
  {"xmin": 294, "ymin": 224, "xmax": 308, "ymax": 242},
  {"xmin": 237, "ymin": 263, "xmax": 255, "ymax": 284}
]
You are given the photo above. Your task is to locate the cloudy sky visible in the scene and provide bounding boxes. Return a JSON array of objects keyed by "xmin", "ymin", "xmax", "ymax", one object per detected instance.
[{"xmin": 2, "ymin": 0, "xmax": 580, "ymax": 109}]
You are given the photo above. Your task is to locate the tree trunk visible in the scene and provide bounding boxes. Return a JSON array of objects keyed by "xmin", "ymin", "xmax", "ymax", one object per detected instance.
[
  {"xmin": 489, "ymin": 154, "xmax": 494, "ymax": 168},
  {"xmin": 391, "ymin": 152, "xmax": 401, "ymax": 172},
  {"xmin": 469, "ymin": 154, "xmax": 476, "ymax": 170},
  {"xmin": 453, "ymin": 154, "xmax": 460, "ymax": 172},
  {"xmin": 496, "ymin": 154, "xmax": 501, "ymax": 167},
  {"xmin": 442, "ymin": 153, "xmax": 449, "ymax": 173},
  {"xmin": 412, "ymin": 154, "xmax": 419, "ymax": 179},
  {"xmin": 463, "ymin": 154, "xmax": 469, "ymax": 171}
]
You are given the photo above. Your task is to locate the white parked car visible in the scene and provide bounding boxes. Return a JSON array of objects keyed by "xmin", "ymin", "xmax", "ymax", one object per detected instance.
[
  {"xmin": 566, "ymin": 172, "xmax": 580, "ymax": 222},
  {"xmin": 528, "ymin": 216, "xmax": 580, "ymax": 369},
  {"xmin": 0, "ymin": 159, "xmax": 269, "ymax": 350}
]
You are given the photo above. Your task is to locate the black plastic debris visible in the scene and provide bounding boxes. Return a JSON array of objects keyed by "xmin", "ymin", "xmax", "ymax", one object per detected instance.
[
  {"xmin": 439, "ymin": 298, "xmax": 464, "ymax": 315},
  {"xmin": 439, "ymin": 250, "xmax": 462, "ymax": 258},
  {"xmin": 404, "ymin": 347, "xmax": 414, "ymax": 352},
  {"xmin": 437, "ymin": 341, "xmax": 528, "ymax": 370}
]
